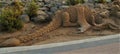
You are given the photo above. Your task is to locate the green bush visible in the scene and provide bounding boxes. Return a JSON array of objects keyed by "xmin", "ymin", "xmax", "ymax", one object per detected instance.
[
  {"xmin": 0, "ymin": 3, "xmax": 2, "ymax": 8},
  {"xmin": 0, "ymin": 8, "xmax": 23, "ymax": 32},
  {"xmin": 10, "ymin": 1, "xmax": 24, "ymax": 18},
  {"xmin": 0, "ymin": 2, "xmax": 8, "ymax": 8},
  {"xmin": 0, "ymin": 1, "xmax": 24, "ymax": 32},
  {"xmin": 26, "ymin": 0, "xmax": 39, "ymax": 19}
]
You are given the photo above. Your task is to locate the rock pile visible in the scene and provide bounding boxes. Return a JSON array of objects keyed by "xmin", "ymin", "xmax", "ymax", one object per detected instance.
[
  {"xmin": 109, "ymin": 1, "xmax": 120, "ymax": 18},
  {"xmin": 32, "ymin": 10, "xmax": 49, "ymax": 23}
]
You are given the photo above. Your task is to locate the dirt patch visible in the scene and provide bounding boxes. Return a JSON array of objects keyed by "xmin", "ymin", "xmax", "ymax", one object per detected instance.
[
  {"xmin": 0, "ymin": 20, "xmax": 119, "ymax": 47},
  {"xmin": 34, "ymin": 27, "xmax": 119, "ymax": 45}
]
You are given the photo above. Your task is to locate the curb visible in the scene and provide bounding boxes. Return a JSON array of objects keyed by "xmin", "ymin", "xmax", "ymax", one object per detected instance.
[{"xmin": 0, "ymin": 34, "xmax": 120, "ymax": 54}]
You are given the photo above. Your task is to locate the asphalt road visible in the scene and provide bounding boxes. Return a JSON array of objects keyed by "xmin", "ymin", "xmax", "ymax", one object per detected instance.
[{"xmin": 56, "ymin": 43, "xmax": 120, "ymax": 54}]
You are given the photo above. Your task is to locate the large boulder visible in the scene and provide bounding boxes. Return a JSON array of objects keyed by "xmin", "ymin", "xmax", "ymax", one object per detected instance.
[
  {"xmin": 32, "ymin": 10, "xmax": 49, "ymax": 23},
  {"xmin": 32, "ymin": 15, "xmax": 46, "ymax": 23},
  {"xmin": 37, "ymin": 10, "xmax": 48, "ymax": 16},
  {"xmin": 19, "ymin": 14, "xmax": 30, "ymax": 23},
  {"xmin": 0, "ymin": 38, "xmax": 21, "ymax": 47}
]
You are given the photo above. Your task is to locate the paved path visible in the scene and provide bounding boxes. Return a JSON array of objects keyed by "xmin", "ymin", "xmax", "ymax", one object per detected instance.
[{"xmin": 56, "ymin": 43, "xmax": 120, "ymax": 54}]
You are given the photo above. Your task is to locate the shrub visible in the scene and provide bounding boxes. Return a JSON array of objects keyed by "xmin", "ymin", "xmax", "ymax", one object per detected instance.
[
  {"xmin": 0, "ymin": 2, "xmax": 8, "ymax": 8},
  {"xmin": 0, "ymin": 1, "xmax": 24, "ymax": 32},
  {"xmin": 26, "ymin": 0, "xmax": 39, "ymax": 19},
  {"xmin": 0, "ymin": 8, "xmax": 23, "ymax": 32},
  {"xmin": 0, "ymin": 3, "xmax": 2, "ymax": 8},
  {"xmin": 10, "ymin": 1, "xmax": 24, "ymax": 18}
]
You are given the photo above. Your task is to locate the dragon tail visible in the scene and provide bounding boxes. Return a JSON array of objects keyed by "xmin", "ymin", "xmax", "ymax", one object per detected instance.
[{"xmin": 18, "ymin": 11, "xmax": 62, "ymax": 43}]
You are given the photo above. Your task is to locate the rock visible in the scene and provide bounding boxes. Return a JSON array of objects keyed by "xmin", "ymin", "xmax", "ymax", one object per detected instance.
[
  {"xmin": 83, "ymin": 3, "xmax": 94, "ymax": 8},
  {"xmin": 39, "ymin": 7, "xmax": 48, "ymax": 11},
  {"xmin": 112, "ymin": 0, "xmax": 120, "ymax": 6},
  {"xmin": 50, "ymin": 7, "xmax": 58, "ymax": 13},
  {"xmin": 110, "ymin": 11, "xmax": 117, "ymax": 17},
  {"xmin": 19, "ymin": 14, "xmax": 30, "ymax": 23},
  {"xmin": 38, "ymin": 2, "xmax": 44, "ymax": 7},
  {"xmin": 32, "ymin": 15, "xmax": 46, "ymax": 23},
  {"xmin": 109, "ymin": 5, "xmax": 120, "ymax": 17},
  {"xmin": 99, "ymin": 10, "xmax": 110, "ymax": 18},
  {"xmin": 37, "ymin": 10, "xmax": 48, "ymax": 16},
  {"xmin": 32, "ymin": 10, "xmax": 49, "ymax": 23},
  {"xmin": 0, "ymin": 38, "xmax": 21, "ymax": 47},
  {"xmin": 95, "ymin": 4, "xmax": 108, "ymax": 9},
  {"xmin": 116, "ymin": 12, "xmax": 120, "ymax": 18},
  {"xmin": 111, "ymin": 5, "xmax": 120, "ymax": 11},
  {"xmin": 60, "ymin": 6, "xmax": 69, "ymax": 9},
  {"xmin": 47, "ymin": 12, "xmax": 53, "ymax": 17}
]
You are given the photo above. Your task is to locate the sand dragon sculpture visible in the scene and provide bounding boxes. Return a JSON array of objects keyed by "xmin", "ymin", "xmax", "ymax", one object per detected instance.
[{"xmin": 0, "ymin": 5, "xmax": 119, "ymax": 47}]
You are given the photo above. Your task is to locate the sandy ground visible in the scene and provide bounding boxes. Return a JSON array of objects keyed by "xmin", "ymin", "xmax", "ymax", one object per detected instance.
[
  {"xmin": 34, "ymin": 27, "xmax": 119, "ymax": 45},
  {"xmin": 0, "ymin": 18, "xmax": 120, "ymax": 46}
]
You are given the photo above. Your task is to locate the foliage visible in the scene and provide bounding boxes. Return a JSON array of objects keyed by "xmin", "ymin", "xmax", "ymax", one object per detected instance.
[
  {"xmin": 0, "ymin": 1, "xmax": 25, "ymax": 32},
  {"xmin": 66, "ymin": 0, "xmax": 84, "ymax": 5},
  {"xmin": 26, "ymin": 0, "xmax": 39, "ymax": 19},
  {"xmin": 0, "ymin": 2, "xmax": 8, "ymax": 8},
  {"xmin": 10, "ymin": 1, "xmax": 24, "ymax": 18},
  {"xmin": 0, "ymin": 3, "xmax": 3, "ymax": 8},
  {"xmin": 0, "ymin": 8, "xmax": 23, "ymax": 32},
  {"xmin": 33, "ymin": 0, "xmax": 38, "ymax": 2}
]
